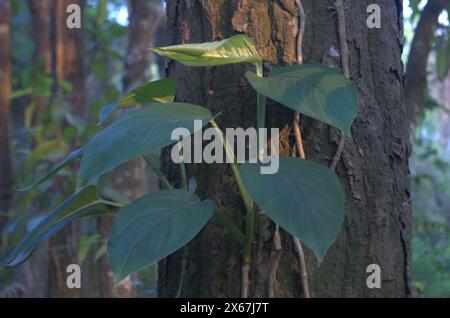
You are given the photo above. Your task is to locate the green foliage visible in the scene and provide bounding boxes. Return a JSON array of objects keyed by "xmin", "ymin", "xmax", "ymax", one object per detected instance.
[
  {"xmin": 1, "ymin": 187, "xmax": 107, "ymax": 268},
  {"xmin": 108, "ymin": 190, "xmax": 214, "ymax": 282},
  {"xmin": 96, "ymin": 0, "xmax": 108, "ymax": 25},
  {"xmin": 6, "ymin": 35, "xmax": 357, "ymax": 291},
  {"xmin": 152, "ymin": 35, "xmax": 262, "ymax": 67},
  {"xmin": 246, "ymin": 64, "xmax": 358, "ymax": 135},
  {"xmin": 19, "ymin": 148, "xmax": 83, "ymax": 192},
  {"xmin": 78, "ymin": 234, "xmax": 101, "ymax": 264},
  {"xmin": 240, "ymin": 157, "xmax": 345, "ymax": 261},
  {"xmin": 411, "ymin": 109, "xmax": 450, "ymax": 297},
  {"xmin": 99, "ymin": 77, "xmax": 178, "ymax": 123},
  {"xmin": 78, "ymin": 103, "xmax": 213, "ymax": 187},
  {"xmin": 412, "ymin": 235, "xmax": 450, "ymax": 297}
]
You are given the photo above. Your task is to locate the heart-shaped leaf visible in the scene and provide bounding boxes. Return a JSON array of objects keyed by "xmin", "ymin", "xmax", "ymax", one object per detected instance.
[
  {"xmin": 246, "ymin": 64, "xmax": 357, "ymax": 135},
  {"xmin": 78, "ymin": 103, "xmax": 212, "ymax": 187},
  {"xmin": 108, "ymin": 190, "xmax": 214, "ymax": 283},
  {"xmin": 19, "ymin": 148, "xmax": 83, "ymax": 192},
  {"xmin": 1, "ymin": 186, "xmax": 107, "ymax": 268},
  {"xmin": 99, "ymin": 77, "xmax": 177, "ymax": 124},
  {"xmin": 240, "ymin": 157, "xmax": 345, "ymax": 262},
  {"xmin": 152, "ymin": 34, "xmax": 262, "ymax": 67}
]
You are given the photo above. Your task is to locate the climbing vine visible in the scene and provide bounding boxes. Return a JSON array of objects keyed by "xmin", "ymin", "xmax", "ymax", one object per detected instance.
[{"xmin": 1, "ymin": 28, "xmax": 357, "ymax": 297}]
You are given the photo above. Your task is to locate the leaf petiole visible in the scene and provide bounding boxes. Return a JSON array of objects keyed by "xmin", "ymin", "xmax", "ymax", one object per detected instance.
[{"xmin": 144, "ymin": 155, "xmax": 173, "ymax": 190}]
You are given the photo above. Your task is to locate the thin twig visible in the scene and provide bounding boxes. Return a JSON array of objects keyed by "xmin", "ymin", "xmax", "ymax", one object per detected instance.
[
  {"xmin": 330, "ymin": 137, "xmax": 345, "ymax": 170},
  {"xmin": 293, "ymin": 0, "xmax": 306, "ymax": 160},
  {"xmin": 293, "ymin": 237, "xmax": 311, "ymax": 298},
  {"xmin": 293, "ymin": 112, "xmax": 306, "ymax": 159},
  {"xmin": 176, "ymin": 252, "xmax": 188, "ymax": 298},
  {"xmin": 294, "ymin": 0, "xmax": 305, "ymax": 65},
  {"xmin": 290, "ymin": 122, "xmax": 311, "ymax": 298},
  {"xmin": 293, "ymin": 0, "xmax": 311, "ymax": 299},
  {"xmin": 335, "ymin": 0, "xmax": 350, "ymax": 79},
  {"xmin": 330, "ymin": 0, "xmax": 350, "ymax": 171},
  {"xmin": 268, "ymin": 224, "xmax": 282, "ymax": 298}
]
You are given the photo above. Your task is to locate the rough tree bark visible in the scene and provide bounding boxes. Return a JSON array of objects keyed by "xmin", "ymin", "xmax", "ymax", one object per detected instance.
[
  {"xmin": 0, "ymin": 0, "xmax": 12, "ymax": 227},
  {"xmin": 97, "ymin": 0, "xmax": 164, "ymax": 298},
  {"xmin": 158, "ymin": 0, "xmax": 411, "ymax": 298},
  {"xmin": 405, "ymin": 0, "xmax": 450, "ymax": 127}
]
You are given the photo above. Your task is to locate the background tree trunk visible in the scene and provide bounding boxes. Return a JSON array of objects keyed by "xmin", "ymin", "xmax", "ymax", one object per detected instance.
[
  {"xmin": 158, "ymin": 0, "xmax": 411, "ymax": 298},
  {"xmin": 405, "ymin": 0, "xmax": 450, "ymax": 127},
  {"xmin": 28, "ymin": 0, "xmax": 53, "ymax": 122},
  {"xmin": 55, "ymin": 0, "xmax": 86, "ymax": 116},
  {"xmin": 97, "ymin": 0, "xmax": 164, "ymax": 298},
  {"xmin": 28, "ymin": 0, "xmax": 52, "ymax": 71},
  {"xmin": 45, "ymin": 0, "xmax": 86, "ymax": 298},
  {"xmin": 0, "ymin": 0, "xmax": 12, "ymax": 229}
]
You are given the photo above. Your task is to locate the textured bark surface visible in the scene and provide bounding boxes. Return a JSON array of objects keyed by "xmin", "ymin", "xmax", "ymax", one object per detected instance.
[
  {"xmin": 0, "ymin": 0, "xmax": 12, "ymax": 226},
  {"xmin": 158, "ymin": 0, "xmax": 411, "ymax": 298}
]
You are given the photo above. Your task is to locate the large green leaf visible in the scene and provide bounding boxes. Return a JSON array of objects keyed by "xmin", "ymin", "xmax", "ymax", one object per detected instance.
[
  {"xmin": 99, "ymin": 77, "xmax": 177, "ymax": 123},
  {"xmin": 108, "ymin": 190, "xmax": 214, "ymax": 283},
  {"xmin": 240, "ymin": 157, "xmax": 345, "ymax": 262},
  {"xmin": 19, "ymin": 148, "xmax": 83, "ymax": 192},
  {"xmin": 152, "ymin": 34, "xmax": 262, "ymax": 67},
  {"xmin": 79, "ymin": 103, "xmax": 212, "ymax": 187},
  {"xmin": 1, "ymin": 186, "xmax": 107, "ymax": 268},
  {"xmin": 246, "ymin": 64, "xmax": 358, "ymax": 135}
]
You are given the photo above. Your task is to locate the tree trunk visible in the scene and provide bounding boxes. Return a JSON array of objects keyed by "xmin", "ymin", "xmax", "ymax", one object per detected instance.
[
  {"xmin": 28, "ymin": 0, "xmax": 53, "ymax": 122},
  {"xmin": 97, "ymin": 0, "xmax": 164, "ymax": 298},
  {"xmin": 28, "ymin": 0, "xmax": 52, "ymax": 72},
  {"xmin": 46, "ymin": 0, "xmax": 86, "ymax": 298},
  {"xmin": 405, "ymin": 0, "xmax": 450, "ymax": 127},
  {"xmin": 0, "ymin": 0, "xmax": 12, "ymax": 228},
  {"xmin": 158, "ymin": 0, "xmax": 411, "ymax": 298},
  {"xmin": 55, "ymin": 0, "xmax": 86, "ymax": 116}
]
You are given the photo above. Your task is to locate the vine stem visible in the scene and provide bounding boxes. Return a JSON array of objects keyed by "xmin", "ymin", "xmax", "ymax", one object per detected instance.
[
  {"xmin": 98, "ymin": 200, "xmax": 124, "ymax": 209},
  {"xmin": 255, "ymin": 61, "xmax": 267, "ymax": 164},
  {"xmin": 209, "ymin": 120, "xmax": 253, "ymax": 212},
  {"xmin": 180, "ymin": 159, "xmax": 188, "ymax": 190},
  {"xmin": 143, "ymin": 155, "xmax": 173, "ymax": 190},
  {"xmin": 209, "ymin": 119, "xmax": 255, "ymax": 298},
  {"xmin": 330, "ymin": 0, "xmax": 350, "ymax": 171},
  {"xmin": 255, "ymin": 61, "xmax": 266, "ymax": 135},
  {"xmin": 144, "ymin": 152, "xmax": 244, "ymax": 297},
  {"xmin": 214, "ymin": 210, "xmax": 245, "ymax": 246},
  {"xmin": 291, "ymin": 116, "xmax": 311, "ymax": 299},
  {"xmin": 293, "ymin": 0, "xmax": 311, "ymax": 299},
  {"xmin": 177, "ymin": 148, "xmax": 189, "ymax": 297}
]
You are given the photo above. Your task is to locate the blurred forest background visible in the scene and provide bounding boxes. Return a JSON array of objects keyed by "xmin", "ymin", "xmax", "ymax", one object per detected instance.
[{"xmin": 0, "ymin": 0, "xmax": 449, "ymax": 297}]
